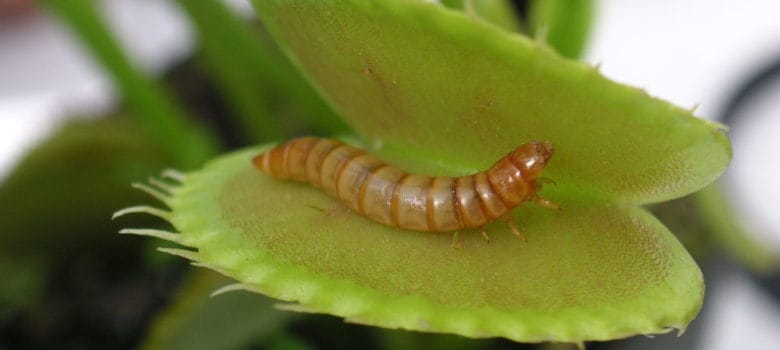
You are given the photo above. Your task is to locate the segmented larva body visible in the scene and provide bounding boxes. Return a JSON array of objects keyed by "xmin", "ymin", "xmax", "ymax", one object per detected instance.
[{"xmin": 252, "ymin": 137, "xmax": 555, "ymax": 233}]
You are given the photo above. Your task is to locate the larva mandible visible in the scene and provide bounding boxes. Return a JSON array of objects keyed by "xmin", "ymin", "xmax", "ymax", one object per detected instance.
[{"xmin": 252, "ymin": 137, "xmax": 558, "ymax": 236}]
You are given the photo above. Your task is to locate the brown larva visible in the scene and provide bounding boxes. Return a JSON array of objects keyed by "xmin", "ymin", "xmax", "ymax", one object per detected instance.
[{"xmin": 252, "ymin": 137, "xmax": 558, "ymax": 239}]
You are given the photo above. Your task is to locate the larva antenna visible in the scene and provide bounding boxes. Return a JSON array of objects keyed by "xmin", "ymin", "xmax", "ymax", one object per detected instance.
[
  {"xmin": 112, "ymin": 205, "xmax": 170, "ymax": 220},
  {"xmin": 119, "ymin": 228, "xmax": 181, "ymax": 243}
]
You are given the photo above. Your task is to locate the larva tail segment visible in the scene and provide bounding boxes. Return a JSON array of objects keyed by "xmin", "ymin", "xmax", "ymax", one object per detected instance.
[{"xmin": 252, "ymin": 150, "xmax": 271, "ymax": 174}]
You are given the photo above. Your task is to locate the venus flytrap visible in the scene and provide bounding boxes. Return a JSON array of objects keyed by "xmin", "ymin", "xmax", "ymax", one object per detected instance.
[{"xmin": 117, "ymin": 0, "xmax": 730, "ymax": 345}]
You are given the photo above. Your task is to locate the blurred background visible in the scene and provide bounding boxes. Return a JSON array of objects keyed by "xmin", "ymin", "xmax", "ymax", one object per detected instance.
[{"xmin": 1, "ymin": 0, "xmax": 779, "ymax": 349}]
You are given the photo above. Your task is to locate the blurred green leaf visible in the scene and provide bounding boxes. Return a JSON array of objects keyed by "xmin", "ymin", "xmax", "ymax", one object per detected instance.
[
  {"xmin": 265, "ymin": 331, "xmax": 312, "ymax": 350},
  {"xmin": 445, "ymin": 0, "xmax": 522, "ymax": 33},
  {"xmin": 0, "ymin": 117, "xmax": 171, "ymax": 259},
  {"xmin": 376, "ymin": 326, "xmax": 492, "ymax": 350},
  {"xmin": 0, "ymin": 254, "xmax": 46, "ymax": 321},
  {"xmin": 142, "ymin": 269, "xmax": 296, "ymax": 350},
  {"xmin": 695, "ymin": 184, "xmax": 777, "ymax": 273},
  {"xmin": 529, "ymin": 0, "xmax": 594, "ymax": 58},
  {"xmin": 176, "ymin": 0, "xmax": 351, "ymax": 141}
]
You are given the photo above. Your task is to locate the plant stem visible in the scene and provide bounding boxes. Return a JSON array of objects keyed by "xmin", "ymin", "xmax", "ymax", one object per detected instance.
[{"xmin": 44, "ymin": 0, "xmax": 218, "ymax": 168}]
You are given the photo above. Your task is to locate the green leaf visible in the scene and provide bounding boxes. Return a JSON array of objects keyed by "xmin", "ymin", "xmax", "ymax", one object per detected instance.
[
  {"xmin": 121, "ymin": 0, "xmax": 730, "ymax": 344},
  {"xmin": 461, "ymin": 0, "xmax": 523, "ymax": 33},
  {"xmin": 176, "ymin": 0, "xmax": 350, "ymax": 141},
  {"xmin": 694, "ymin": 184, "xmax": 777, "ymax": 273},
  {"xmin": 141, "ymin": 269, "xmax": 296, "ymax": 350},
  {"xmin": 252, "ymin": 0, "xmax": 729, "ymax": 205},
  {"xmin": 0, "ymin": 254, "xmax": 46, "ymax": 321},
  {"xmin": 529, "ymin": 0, "xmax": 595, "ymax": 58},
  {"xmin": 0, "ymin": 117, "xmax": 170, "ymax": 259}
]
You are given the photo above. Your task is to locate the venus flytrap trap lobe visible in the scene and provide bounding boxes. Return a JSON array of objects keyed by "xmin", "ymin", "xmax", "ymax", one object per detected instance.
[
  {"xmin": 116, "ymin": 0, "xmax": 730, "ymax": 345},
  {"xmin": 116, "ymin": 147, "xmax": 707, "ymax": 344}
]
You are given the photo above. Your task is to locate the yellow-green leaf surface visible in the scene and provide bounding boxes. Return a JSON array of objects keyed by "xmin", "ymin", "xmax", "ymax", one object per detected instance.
[
  {"xmin": 123, "ymin": 0, "xmax": 730, "ymax": 344},
  {"xmin": 128, "ymin": 146, "xmax": 702, "ymax": 343}
]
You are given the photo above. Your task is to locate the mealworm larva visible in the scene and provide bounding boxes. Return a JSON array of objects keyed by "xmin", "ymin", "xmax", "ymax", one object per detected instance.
[{"xmin": 252, "ymin": 137, "xmax": 558, "ymax": 234}]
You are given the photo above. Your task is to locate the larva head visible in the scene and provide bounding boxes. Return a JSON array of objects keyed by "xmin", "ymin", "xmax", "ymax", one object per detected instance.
[
  {"xmin": 486, "ymin": 141, "xmax": 554, "ymax": 207},
  {"xmin": 509, "ymin": 141, "xmax": 554, "ymax": 180}
]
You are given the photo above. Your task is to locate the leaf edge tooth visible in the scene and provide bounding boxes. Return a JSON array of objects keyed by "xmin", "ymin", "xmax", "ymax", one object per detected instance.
[
  {"xmin": 161, "ymin": 168, "xmax": 187, "ymax": 183},
  {"xmin": 131, "ymin": 182, "xmax": 172, "ymax": 206},
  {"xmin": 210, "ymin": 283, "xmax": 254, "ymax": 297},
  {"xmin": 274, "ymin": 303, "xmax": 319, "ymax": 314},
  {"xmin": 148, "ymin": 176, "xmax": 178, "ymax": 194},
  {"xmin": 158, "ymin": 247, "xmax": 199, "ymax": 261},
  {"xmin": 112, "ymin": 205, "xmax": 170, "ymax": 220},
  {"xmin": 192, "ymin": 261, "xmax": 232, "ymax": 277},
  {"xmin": 119, "ymin": 228, "xmax": 182, "ymax": 243}
]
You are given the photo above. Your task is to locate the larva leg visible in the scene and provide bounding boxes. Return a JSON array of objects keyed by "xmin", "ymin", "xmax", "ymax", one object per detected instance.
[
  {"xmin": 531, "ymin": 177, "xmax": 559, "ymax": 209},
  {"xmin": 451, "ymin": 231, "xmax": 462, "ymax": 250},
  {"xmin": 304, "ymin": 204, "xmax": 326, "ymax": 214},
  {"xmin": 536, "ymin": 177, "xmax": 556, "ymax": 186},
  {"xmin": 304, "ymin": 203, "xmax": 346, "ymax": 218},
  {"xmin": 479, "ymin": 227, "xmax": 491, "ymax": 242},
  {"xmin": 503, "ymin": 214, "xmax": 527, "ymax": 241},
  {"xmin": 533, "ymin": 196, "xmax": 560, "ymax": 210}
]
